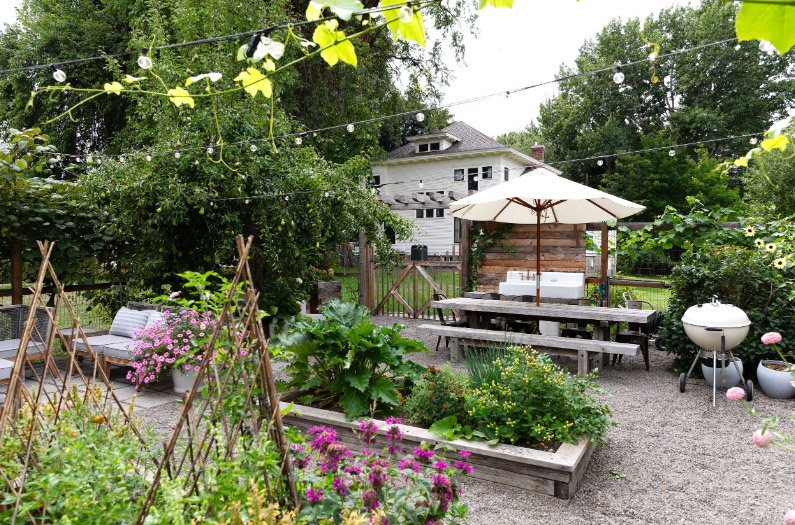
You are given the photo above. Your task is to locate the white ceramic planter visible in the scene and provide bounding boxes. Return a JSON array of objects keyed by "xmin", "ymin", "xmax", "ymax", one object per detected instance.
[
  {"xmin": 757, "ymin": 360, "xmax": 795, "ymax": 399},
  {"xmin": 701, "ymin": 357, "xmax": 743, "ymax": 389},
  {"xmin": 171, "ymin": 367, "xmax": 202, "ymax": 394}
]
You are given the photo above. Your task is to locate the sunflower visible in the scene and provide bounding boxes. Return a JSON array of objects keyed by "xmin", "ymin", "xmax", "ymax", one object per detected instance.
[
  {"xmin": 744, "ymin": 226, "xmax": 756, "ymax": 237},
  {"xmin": 755, "ymin": 238, "xmax": 765, "ymax": 248},
  {"xmin": 766, "ymin": 243, "xmax": 777, "ymax": 252},
  {"xmin": 773, "ymin": 258, "xmax": 786, "ymax": 269}
]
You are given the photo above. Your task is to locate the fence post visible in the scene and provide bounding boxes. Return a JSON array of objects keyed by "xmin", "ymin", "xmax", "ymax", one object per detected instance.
[
  {"xmin": 358, "ymin": 230, "xmax": 368, "ymax": 308},
  {"xmin": 10, "ymin": 229, "xmax": 23, "ymax": 305},
  {"xmin": 459, "ymin": 219, "xmax": 471, "ymax": 296},
  {"xmin": 601, "ymin": 222, "xmax": 609, "ymax": 307}
]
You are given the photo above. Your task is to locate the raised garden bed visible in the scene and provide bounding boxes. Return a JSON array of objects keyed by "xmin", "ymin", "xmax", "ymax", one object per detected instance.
[{"xmin": 279, "ymin": 398, "xmax": 595, "ymax": 499}]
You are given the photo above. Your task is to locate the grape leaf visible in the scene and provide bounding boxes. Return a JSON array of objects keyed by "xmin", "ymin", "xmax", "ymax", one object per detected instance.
[
  {"xmin": 379, "ymin": 0, "xmax": 425, "ymax": 47},
  {"xmin": 736, "ymin": 0, "xmax": 795, "ymax": 54},
  {"xmin": 761, "ymin": 134, "xmax": 789, "ymax": 152},
  {"xmin": 478, "ymin": 0, "xmax": 513, "ymax": 8},
  {"xmin": 307, "ymin": 0, "xmax": 364, "ymax": 21},
  {"xmin": 313, "ymin": 22, "xmax": 358, "ymax": 67},
  {"xmin": 166, "ymin": 87, "xmax": 195, "ymax": 108},
  {"xmin": 233, "ymin": 68, "xmax": 273, "ymax": 98}
]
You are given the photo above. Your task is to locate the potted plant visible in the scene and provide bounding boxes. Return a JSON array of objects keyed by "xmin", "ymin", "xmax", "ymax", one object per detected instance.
[
  {"xmin": 127, "ymin": 309, "xmax": 219, "ymax": 393},
  {"xmin": 756, "ymin": 332, "xmax": 795, "ymax": 399}
]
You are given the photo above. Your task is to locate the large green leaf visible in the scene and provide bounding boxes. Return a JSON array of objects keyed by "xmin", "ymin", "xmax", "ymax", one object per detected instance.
[
  {"xmin": 379, "ymin": 0, "xmax": 425, "ymax": 47},
  {"xmin": 369, "ymin": 377, "xmax": 399, "ymax": 405},
  {"xmin": 307, "ymin": 0, "xmax": 364, "ymax": 21},
  {"xmin": 339, "ymin": 390, "xmax": 369, "ymax": 420},
  {"xmin": 313, "ymin": 23, "xmax": 358, "ymax": 67},
  {"xmin": 345, "ymin": 367, "xmax": 371, "ymax": 392},
  {"xmin": 736, "ymin": 0, "xmax": 795, "ymax": 54},
  {"xmin": 321, "ymin": 299, "xmax": 369, "ymax": 327}
]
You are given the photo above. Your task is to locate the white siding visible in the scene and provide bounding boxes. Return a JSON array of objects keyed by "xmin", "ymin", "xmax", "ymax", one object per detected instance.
[{"xmin": 377, "ymin": 154, "xmax": 515, "ymax": 256}]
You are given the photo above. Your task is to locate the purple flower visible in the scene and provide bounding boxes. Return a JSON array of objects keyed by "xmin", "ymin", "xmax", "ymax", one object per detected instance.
[
  {"xmin": 359, "ymin": 420, "xmax": 379, "ymax": 447},
  {"xmin": 169, "ymin": 291, "xmax": 180, "ymax": 299},
  {"xmin": 457, "ymin": 449, "xmax": 471, "ymax": 460},
  {"xmin": 385, "ymin": 416, "xmax": 402, "ymax": 425},
  {"xmin": 306, "ymin": 487, "xmax": 324, "ymax": 504},
  {"xmin": 361, "ymin": 488, "xmax": 379, "ymax": 510},
  {"xmin": 432, "ymin": 460, "xmax": 448, "ymax": 471},
  {"xmin": 343, "ymin": 465, "xmax": 362, "ymax": 475},
  {"xmin": 332, "ymin": 476, "xmax": 348, "ymax": 496},
  {"xmin": 399, "ymin": 457, "xmax": 420, "ymax": 473},
  {"xmin": 368, "ymin": 464, "xmax": 387, "ymax": 490},
  {"xmin": 412, "ymin": 447, "xmax": 434, "ymax": 463},
  {"xmin": 454, "ymin": 460, "xmax": 473, "ymax": 475}
]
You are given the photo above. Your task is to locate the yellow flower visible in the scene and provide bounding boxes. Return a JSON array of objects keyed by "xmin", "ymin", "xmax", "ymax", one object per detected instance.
[
  {"xmin": 744, "ymin": 226, "xmax": 756, "ymax": 236},
  {"xmin": 774, "ymin": 258, "xmax": 786, "ymax": 269},
  {"xmin": 755, "ymin": 238, "xmax": 765, "ymax": 248},
  {"xmin": 766, "ymin": 243, "xmax": 777, "ymax": 252}
]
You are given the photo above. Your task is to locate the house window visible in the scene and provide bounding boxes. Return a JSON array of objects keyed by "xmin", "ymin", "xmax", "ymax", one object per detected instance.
[
  {"xmin": 418, "ymin": 143, "xmax": 429, "ymax": 153},
  {"xmin": 481, "ymin": 166, "xmax": 492, "ymax": 179},
  {"xmin": 504, "ymin": 167, "xmax": 509, "ymax": 181},
  {"xmin": 468, "ymin": 167, "xmax": 479, "ymax": 191},
  {"xmin": 426, "ymin": 209, "xmax": 434, "ymax": 218},
  {"xmin": 416, "ymin": 210, "xmax": 424, "ymax": 219},
  {"xmin": 453, "ymin": 169, "xmax": 464, "ymax": 182},
  {"xmin": 429, "ymin": 142, "xmax": 440, "ymax": 151},
  {"xmin": 372, "ymin": 175, "xmax": 381, "ymax": 186},
  {"xmin": 384, "ymin": 222, "xmax": 396, "ymax": 244},
  {"xmin": 453, "ymin": 218, "xmax": 462, "ymax": 243},
  {"xmin": 436, "ymin": 208, "xmax": 444, "ymax": 218}
]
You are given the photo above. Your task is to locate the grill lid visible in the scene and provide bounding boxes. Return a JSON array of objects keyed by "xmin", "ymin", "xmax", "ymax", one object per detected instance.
[{"xmin": 681, "ymin": 296, "xmax": 751, "ymax": 329}]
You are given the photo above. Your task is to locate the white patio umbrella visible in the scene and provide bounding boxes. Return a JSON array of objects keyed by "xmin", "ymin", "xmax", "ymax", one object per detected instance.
[{"xmin": 449, "ymin": 167, "xmax": 645, "ymax": 306}]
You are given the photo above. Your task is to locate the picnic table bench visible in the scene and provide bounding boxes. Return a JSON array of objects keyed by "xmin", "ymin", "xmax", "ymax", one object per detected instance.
[{"xmin": 416, "ymin": 324, "xmax": 639, "ymax": 376}]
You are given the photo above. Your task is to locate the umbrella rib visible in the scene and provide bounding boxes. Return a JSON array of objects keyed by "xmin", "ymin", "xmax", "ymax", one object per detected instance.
[
  {"xmin": 492, "ymin": 200, "xmax": 513, "ymax": 222},
  {"xmin": 586, "ymin": 199, "xmax": 618, "ymax": 218}
]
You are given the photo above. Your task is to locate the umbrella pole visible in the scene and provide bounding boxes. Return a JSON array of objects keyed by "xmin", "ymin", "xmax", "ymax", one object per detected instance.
[{"xmin": 536, "ymin": 211, "xmax": 541, "ymax": 307}]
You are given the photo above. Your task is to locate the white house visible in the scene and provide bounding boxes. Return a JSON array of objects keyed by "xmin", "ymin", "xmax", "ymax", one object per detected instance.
[{"xmin": 372, "ymin": 121, "xmax": 561, "ymax": 257}]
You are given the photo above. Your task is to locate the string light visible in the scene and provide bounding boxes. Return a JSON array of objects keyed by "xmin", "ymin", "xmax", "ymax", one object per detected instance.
[
  {"xmin": 668, "ymin": 149, "xmax": 676, "ymax": 156},
  {"xmin": 119, "ymin": 156, "xmax": 125, "ymax": 163},
  {"xmin": 596, "ymin": 159, "xmax": 604, "ymax": 166},
  {"xmin": 415, "ymin": 112, "xmax": 425, "ymax": 122},
  {"xmin": 50, "ymin": 66, "xmax": 66, "ymax": 82},
  {"xmin": 175, "ymin": 152, "xmax": 181, "ymax": 158},
  {"xmin": 207, "ymin": 147, "xmax": 214, "ymax": 154},
  {"xmin": 398, "ymin": 4, "xmax": 414, "ymax": 23},
  {"xmin": 612, "ymin": 66, "xmax": 624, "ymax": 84},
  {"xmin": 250, "ymin": 144, "xmax": 258, "ymax": 152},
  {"xmin": 749, "ymin": 137, "xmax": 758, "ymax": 145},
  {"xmin": 347, "ymin": 124, "xmax": 355, "ymax": 133},
  {"xmin": 146, "ymin": 155, "xmax": 152, "ymax": 161},
  {"xmin": 295, "ymin": 136, "xmax": 303, "ymax": 145},
  {"xmin": 137, "ymin": 49, "xmax": 153, "ymax": 70}
]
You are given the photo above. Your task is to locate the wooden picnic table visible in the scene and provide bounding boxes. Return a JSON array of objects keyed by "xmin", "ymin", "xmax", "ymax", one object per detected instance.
[{"xmin": 431, "ymin": 297, "xmax": 656, "ymax": 368}]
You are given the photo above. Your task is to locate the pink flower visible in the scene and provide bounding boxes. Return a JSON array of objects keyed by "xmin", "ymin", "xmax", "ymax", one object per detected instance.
[
  {"xmin": 185, "ymin": 364, "xmax": 192, "ymax": 370},
  {"xmin": 169, "ymin": 291, "xmax": 180, "ymax": 299},
  {"xmin": 761, "ymin": 332, "xmax": 782, "ymax": 345},
  {"xmin": 726, "ymin": 387, "xmax": 745, "ymax": 401},
  {"xmin": 194, "ymin": 366, "xmax": 200, "ymax": 371},
  {"xmin": 784, "ymin": 510, "xmax": 795, "ymax": 524},
  {"xmin": 753, "ymin": 429, "xmax": 773, "ymax": 448}
]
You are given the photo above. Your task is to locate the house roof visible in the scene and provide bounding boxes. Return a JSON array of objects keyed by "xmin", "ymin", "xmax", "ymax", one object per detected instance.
[
  {"xmin": 378, "ymin": 121, "xmax": 562, "ymax": 174},
  {"xmin": 386, "ymin": 122, "xmax": 505, "ymax": 160}
]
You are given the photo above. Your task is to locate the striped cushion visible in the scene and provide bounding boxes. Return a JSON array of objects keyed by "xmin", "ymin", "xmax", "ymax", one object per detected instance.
[
  {"xmin": 109, "ymin": 307, "xmax": 150, "ymax": 338},
  {"xmin": 143, "ymin": 311, "xmax": 163, "ymax": 331}
]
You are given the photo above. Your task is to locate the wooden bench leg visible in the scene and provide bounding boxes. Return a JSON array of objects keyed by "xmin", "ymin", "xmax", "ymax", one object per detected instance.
[
  {"xmin": 450, "ymin": 338, "xmax": 462, "ymax": 363},
  {"xmin": 577, "ymin": 349, "xmax": 588, "ymax": 376}
]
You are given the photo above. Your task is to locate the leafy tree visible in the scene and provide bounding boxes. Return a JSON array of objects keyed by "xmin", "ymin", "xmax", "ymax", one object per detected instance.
[
  {"xmin": 743, "ymin": 149, "xmax": 795, "ymax": 217},
  {"xmin": 496, "ymin": 121, "xmax": 556, "ymax": 161}
]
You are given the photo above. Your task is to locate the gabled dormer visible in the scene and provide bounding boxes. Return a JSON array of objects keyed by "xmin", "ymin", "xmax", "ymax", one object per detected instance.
[{"xmin": 405, "ymin": 131, "xmax": 461, "ymax": 154}]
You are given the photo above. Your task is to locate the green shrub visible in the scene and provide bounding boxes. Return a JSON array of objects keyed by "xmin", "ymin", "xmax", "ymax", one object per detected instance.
[
  {"xmin": 277, "ymin": 300, "xmax": 427, "ymax": 420},
  {"xmin": 465, "ymin": 347, "xmax": 613, "ymax": 447},
  {"xmin": 403, "ymin": 365, "xmax": 470, "ymax": 428},
  {"xmin": 661, "ymin": 244, "xmax": 795, "ymax": 376},
  {"xmin": 461, "ymin": 345, "xmax": 505, "ymax": 389}
]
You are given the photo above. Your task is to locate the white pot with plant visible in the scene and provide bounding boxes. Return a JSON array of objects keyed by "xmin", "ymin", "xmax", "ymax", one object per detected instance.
[{"xmin": 756, "ymin": 332, "xmax": 795, "ymax": 399}]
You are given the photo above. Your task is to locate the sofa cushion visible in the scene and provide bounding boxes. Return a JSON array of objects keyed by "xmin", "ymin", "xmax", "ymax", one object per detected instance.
[
  {"xmin": 0, "ymin": 338, "xmax": 51, "ymax": 360},
  {"xmin": 109, "ymin": 307, "xmax": 151, "ymax": 338},
  {"xmin": 75, "ymin": 335, "xmax": 132, "ymax": 355},
  {"xmin": 0, "ymin": 358, "xmax": 13, "ymax": 381},
  {"xmin": 143, "ymin": 311, "xmax": 163, "ymax": 332},
  {"xmin": 102, "ymin": 341, "xmax": 140, "ymax": 361}
]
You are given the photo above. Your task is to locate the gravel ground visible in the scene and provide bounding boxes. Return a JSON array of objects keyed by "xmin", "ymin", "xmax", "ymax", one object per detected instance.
[{"xmin": 135, "ymin": 315, "xmax": 795, "ymax": 524}]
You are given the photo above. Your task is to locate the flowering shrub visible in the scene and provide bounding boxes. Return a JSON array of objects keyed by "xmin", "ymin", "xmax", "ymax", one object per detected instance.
[
  {"xmin": 290, "ymin": 418, "xmax": 470, "ymax": 524},
  {"xmin": 465, "ymin": 346, "xmax": 613, "ymax": 447},
  {"xmin": 127, "ymin": 309, "xmax": 219, "ymax": 388},
  {"xmin": 403, "ymin": 365, "xmax": 471, "ymax": 429}
]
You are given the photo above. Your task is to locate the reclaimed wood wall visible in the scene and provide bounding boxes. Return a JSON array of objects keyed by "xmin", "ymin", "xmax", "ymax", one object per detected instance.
[{"xmin": 476, "ymin": 223, "xmax": 587, "ymax": 292}]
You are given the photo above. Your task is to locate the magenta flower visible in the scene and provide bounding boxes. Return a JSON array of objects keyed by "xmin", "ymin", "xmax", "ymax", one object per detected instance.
[
  {"xmin": 359, "ymin": 420, "xmax": 379, "ymax": 447},
  {"xmin": 454, "ymin": 460, "xmax": 473, "ymax": 475},
  {"xmin": 385, "ymin": 416, "xmax": 402, "ymax": 425},
  {"xmin": 332, "ymin": 476, "xmax": 348, "ymax": 496},
  {"xmin": 726, "ymin": 387, "xmax": 745, "ymax": 401},
  {"xmin": 361, "ymin": 488, "xmax": 379, "ymax": 510},
  {"xmin": 761, "ymin": 332, "xmax": 782, "ymax": 345},
  {"xmin": 457, "ymin": 449, "xmax": 471, "ymax": 460},
  {"xmin": 306, "ymin": 487, "xmax": 324, "ymax": 504},
  {"xmin": 412, "ymin": 447, "xmax": 434, "ymax": 463},
  {"xmin": 784, "ymin": 509, "xmax": 795, "ymax": 524},
  {"xmin": 399, "ymin": 457, "xmax": 419, "ymax": 472},
  {"xmin": 432, "ymin": 460, "xmax": 448, "ymax": 471},
  {"xmin": 753, "ymin": 429, "xmax": 773, "ymax": 448}
]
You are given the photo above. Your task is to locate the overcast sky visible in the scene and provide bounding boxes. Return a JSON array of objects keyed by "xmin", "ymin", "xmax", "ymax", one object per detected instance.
[{"xmin": 1, "ymin": 0, "xmax": 695, "ymax": 137}]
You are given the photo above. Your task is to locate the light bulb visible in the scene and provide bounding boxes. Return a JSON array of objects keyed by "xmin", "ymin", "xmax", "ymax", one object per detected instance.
[
  {"xmin": 416, "ymin": 112, "xmax": 425, "ymax": 122},
  {"xmin": 51, "ymin": 67, "xmax": 66, "ymax": 82},
  {"xmin": 96, "ymin": 158, "xmax": 102, "ymax": 164},
  {"xmin": 668, "ymin": 149, "xmax": 675, "ymax": 157},
  {"xmin": 749, "ymin": 137, "xmax": 758, "ymax": 145},
  {"xmin": 419, "ymin": 180, "xmax": 424, "ymax": 189},
  {"xmin": 250, "ymin": 144, "xmax": 258, "ymax": 152},
  {"xmin": 55, "ymin": 156, "xmax": 62, "ymax": 161},
  {"xmin": 347, "ymin": 123, "xmax": 355, "ymax": 133},
  {"xmin": 119, "ymin": 156, "xmax": 125, "ymax": 163},
  {"xmin": 175, "ymin": 152, "xmax": 181, "ymax": 159},
  {"xmin": 324, "ymin": 191, "xmax": 330, "ymax": 198},
  {"xmin": 398, "ymin": 5, "xmax": 414, "ymax": 23},
  {"xmin": 245, "ymin": 199, "xmax": 250, "ymax": 204},
  {"xmin": 295, "ymin": 136, "xmax": 303, "ymax": 145},
  {"xmin": 207, "ymin": 147, "xmax": 214, "ymax": 154},
  {"xmin": 137, "ymin": 49, "xmax": 153, "ymax": 70},
  {"xmin": 371, "ymin": 187, "xmax": 376, "ymax": 194},
  {"xmin": 613, "ymin": 68, "xmax": 625, "ymax": 84},
  {"xmin": 597, "ymin": 159, "xmax": 604, "ymax": 166},
  {"xmin": 146, "ymin": 155, "xmax": 152, "ymax": 162},
  {"xmin": 473, "ymin": 175, "xmax": 478, "ymax": 182},
  {"xmin": 75, "ymin": 157, "xmax": 81, "ymax": 163},
  {"xmin": 285, "ymin": 196, "xmax": 289, "ymax": 202}
]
